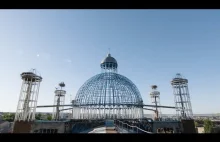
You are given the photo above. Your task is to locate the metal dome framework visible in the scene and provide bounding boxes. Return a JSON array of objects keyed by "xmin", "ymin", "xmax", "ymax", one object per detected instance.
[{"xmin": 72, "ymin": 53, "xmax": 143, "ymax": 119}]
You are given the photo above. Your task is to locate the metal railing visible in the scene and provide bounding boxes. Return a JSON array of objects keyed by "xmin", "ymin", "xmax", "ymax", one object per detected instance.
[{"xmin": 115, "ymin": 120, "xmax": 152, "ymax": 134}]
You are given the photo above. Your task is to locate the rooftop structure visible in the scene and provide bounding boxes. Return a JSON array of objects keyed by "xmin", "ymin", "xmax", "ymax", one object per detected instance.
[{"xmin": 12, "ymin": 55, "xmax": 196, "ymax": 134}]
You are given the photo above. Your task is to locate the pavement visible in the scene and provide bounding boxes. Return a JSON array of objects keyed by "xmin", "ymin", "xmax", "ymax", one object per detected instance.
[{"xmin": 89, "ymin": 127, "xmax": 118, "ymax": 133}]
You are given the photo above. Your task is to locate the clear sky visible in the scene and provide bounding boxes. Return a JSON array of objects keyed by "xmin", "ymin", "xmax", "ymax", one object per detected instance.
[{"xmin": 0, "ymin": 10, "xmax": 220, "ymax": 114}]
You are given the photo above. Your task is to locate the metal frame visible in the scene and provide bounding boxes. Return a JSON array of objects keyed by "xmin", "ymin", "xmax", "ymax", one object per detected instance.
[
  {"xmin": 35, "ymin": 55, "xmax": 187, "ymax": 122},
  {"xmin": 171, "ymin": 73, "xmax": 193, "ymax": 120},
  {"xmin": 37, "ymin": 104, "xmax": 177, "ymax": 109},
  {"xmin": 15, "ymin": 69, "xmax": 42, "ymax": 121},
  {"xmin": 73, "ymin": 53, "xmax": 144, "ymax": 119},
  {"xmin": 52, "ymin": 89, "xmax": 66, "ymax": 120}
]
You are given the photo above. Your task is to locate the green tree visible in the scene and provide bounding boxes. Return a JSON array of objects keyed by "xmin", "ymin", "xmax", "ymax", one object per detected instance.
[
  {"xmin": 204, "ymin": 119, "xmax": 214, "ymax": 133},
  {"xmin": 35, "ymin": 113, "xmax": 42, "ymax": 120},
  {"xmin": 2, "ymin": 113, "xmax": 15, "ymax": 122},
  {"xmin": 47, "ymin": 115, "xmax": 52, "ymax": 121},
  {"xmin": 194, "ymin": 121, "xmax": 198, "ymax": 127}
]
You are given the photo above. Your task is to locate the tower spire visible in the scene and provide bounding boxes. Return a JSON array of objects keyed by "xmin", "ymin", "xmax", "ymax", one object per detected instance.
[{"xmin": 107, "ymin": 48, "xmax": 111, "ymax": 57}]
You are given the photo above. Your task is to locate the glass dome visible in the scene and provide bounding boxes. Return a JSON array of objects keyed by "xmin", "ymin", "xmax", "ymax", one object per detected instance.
[{"xmin": 72, "ymin": 53, "xmax": 143, "ymax": 119}]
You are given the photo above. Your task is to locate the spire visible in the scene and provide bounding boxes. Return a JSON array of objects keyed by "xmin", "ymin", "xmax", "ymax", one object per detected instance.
[{"xmin": 107, "ymin": 48, "xmax": 111, "ymax": 57}]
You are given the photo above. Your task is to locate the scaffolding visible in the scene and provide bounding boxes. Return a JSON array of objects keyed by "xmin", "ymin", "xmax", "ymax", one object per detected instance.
[
  {"xmin": 171, "ymin": 73, "xmax": 193, "ymax": 120},
  {"xmin": 14, "ymin": 69, "xmax": 42, "ymax": 121}
]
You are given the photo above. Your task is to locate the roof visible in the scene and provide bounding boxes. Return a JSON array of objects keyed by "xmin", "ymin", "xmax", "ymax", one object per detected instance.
[
  {"xmin": 101, "ymin": 53, "xmax": 117, "ymax": 64},
  {"xmin": 75, "ymin": 72, "xmax": 143, "ymax": 107}
]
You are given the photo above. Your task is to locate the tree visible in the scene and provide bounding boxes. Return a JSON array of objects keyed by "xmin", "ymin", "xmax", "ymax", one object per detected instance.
[
  {"xmin": 204, "ymin": 119, "xmax": 214, "ymax": 133},
  {"xmin": 2, "ymin": 113, "xmax": 15, "ymax": 122},
  {"xmin": 47, "ymin": 115, "xmax": 52, "ymax": 121},
  {"xmin": 35, "ymin": 113, "xmax": 42, "ymax": 120},
  {"xmin": 194, "ymin": 121, "xmax": 198, "ymax": 127}
]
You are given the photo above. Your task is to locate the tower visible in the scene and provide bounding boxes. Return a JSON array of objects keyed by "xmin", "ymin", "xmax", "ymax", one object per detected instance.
[
  {"xmin": 52, "ymin": 82, "xmax": 66, "ymax": 121},
  {"xmin": 149, "ymin": 85, "xmax": 162, "ymax": 120},
  {"xmin": 171, "ymin": 73, "xmax": 193, "ymax": 120},
  {"xmin": 14, "ymin": 69, "xmax": 42, "ymax": 121}
]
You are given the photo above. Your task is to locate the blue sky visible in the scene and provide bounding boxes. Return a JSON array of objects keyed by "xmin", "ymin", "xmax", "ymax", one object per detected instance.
[{"xmin": 0, "ymin": 10, "xmax": 220, "ymax": 114}]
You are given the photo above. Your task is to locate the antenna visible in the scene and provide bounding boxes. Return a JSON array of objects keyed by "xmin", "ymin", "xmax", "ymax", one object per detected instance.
[{"xmin": 108, "ymin": 48, "xmax": 110, "ymax": 54}]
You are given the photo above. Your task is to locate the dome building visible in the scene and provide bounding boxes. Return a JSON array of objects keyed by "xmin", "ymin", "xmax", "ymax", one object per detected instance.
[{"xmin": 72, "ymin": 53, "xmax": 144, "ymax": 119}]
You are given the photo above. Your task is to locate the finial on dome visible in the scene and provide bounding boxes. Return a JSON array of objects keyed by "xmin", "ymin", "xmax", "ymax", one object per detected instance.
[{"xmin": 108, "ymin": 48, "xmax": 111, "ymax": 57}]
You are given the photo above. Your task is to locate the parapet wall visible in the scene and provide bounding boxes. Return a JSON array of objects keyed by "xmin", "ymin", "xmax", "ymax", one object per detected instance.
[
  {"xmin": 152, "ymin": 121, "xmax": 182, "ymax": 133},
  {"xmin": 13, "ymin": 121, "xmax": 65, "ymax": 133},
  {"xmin": 181, "ymin": 119, "xmax": 196, "ymax": 133},
  {"xmin": 30, "ymin": 121, "xmax": 65, "ymax": 133},
  {"xmin": 13, "ymin": 121, "xmax": 33, "ymax": 133}
]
